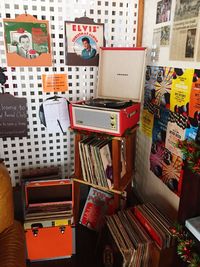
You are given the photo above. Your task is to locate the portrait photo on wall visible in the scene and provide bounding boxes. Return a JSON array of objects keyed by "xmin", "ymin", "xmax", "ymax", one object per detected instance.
[
  {"xmin": 65, "ymin": 16, "xmax": 104, "ymax": 66},
  {"xmin": 3, "ymin": 14, "xmax": 52, "ymax": 66},
  {"xmin": 156, "ymin": 0, "xmax": 172, "ymax": 24}
]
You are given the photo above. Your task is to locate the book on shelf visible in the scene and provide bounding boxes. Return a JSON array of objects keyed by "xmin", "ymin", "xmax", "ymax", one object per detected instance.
[
  {"xmin": 185, "ymin": 216, "xmax": 200, "ymax": 242},
  {"xmin": 80, "ymin": 187, "xmax": 114, "ymax": 231}
]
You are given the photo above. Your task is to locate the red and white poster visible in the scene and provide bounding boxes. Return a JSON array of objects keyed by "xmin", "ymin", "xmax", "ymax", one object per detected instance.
[{"xmin": 65, "ymin": 17, "xmax": 104, "ymax": 66}]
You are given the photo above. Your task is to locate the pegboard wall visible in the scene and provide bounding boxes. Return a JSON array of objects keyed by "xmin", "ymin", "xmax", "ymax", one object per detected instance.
[{"xmin": 0, "ymin": 0, "xmax": 139, "ymax": 186}]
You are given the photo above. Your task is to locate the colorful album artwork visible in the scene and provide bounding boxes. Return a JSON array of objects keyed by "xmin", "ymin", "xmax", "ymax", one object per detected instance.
[
  {"xmin": 150, "ymin": 142, "xmax": 183, "ymax": 196},
  {"xmin": 152, "ymin": 107, "xmax": 170, "ymax": 144},
  {"xmin": 3, "ymin": 14, "xmax": 52, "ymax": 66},
  {"xmin": 185, "ymin": 120, "xmax": 198, "ymax": 141},
  {"xmin": 161, "ymin": 151, "xmax": 183, "ymax": 196},
  {"xmin": 65, "ymin": 17, "xmax": 104, "ymax": 66},
  {"xmin": 150, "ymin": 142, "xmax": 165, "ymax": 178},
  {"xmin": 144, "ymin": 66, "xmax": 173, "ymax": 110}
]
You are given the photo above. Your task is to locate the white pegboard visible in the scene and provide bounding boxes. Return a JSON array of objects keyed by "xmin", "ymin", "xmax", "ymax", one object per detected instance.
[{"xmin": 0, "ymin": 0, "xmax": 139, "ymax": 186}]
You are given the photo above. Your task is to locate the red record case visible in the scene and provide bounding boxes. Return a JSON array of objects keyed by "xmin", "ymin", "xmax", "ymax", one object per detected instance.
[
  {"xmin": 24, "ymin": 179, "xmax": 75, "ymax": 261},
  {"xmin": 69, "ymin": 47, "xmax": 146, "ymax": 136}
]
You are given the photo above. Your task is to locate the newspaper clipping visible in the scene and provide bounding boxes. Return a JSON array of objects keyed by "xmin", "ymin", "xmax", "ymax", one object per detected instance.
[
  {"xmin": 161, "ymin": 26, "xmax": 170, "ymax": 46},
  {"xmin": 170, "ymin": 0, "xmax": 200, "ymax": 61},
  {"xmin": 156, "ymin": 0, "xmax": 172, "ymax": 24}
]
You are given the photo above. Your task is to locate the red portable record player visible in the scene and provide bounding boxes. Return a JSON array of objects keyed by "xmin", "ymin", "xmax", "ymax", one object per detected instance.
[{"xmin": 69, "ymin": 47, "xmax": 146, "ymax": 136}]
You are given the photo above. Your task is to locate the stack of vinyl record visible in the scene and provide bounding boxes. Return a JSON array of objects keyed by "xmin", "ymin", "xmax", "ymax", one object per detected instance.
[
  {"xmin": 132, "ymin": 203, "xmax": 175, "ymax": 249},
  {"xmin": 24, "ymin": 203, "xmax": 73, "ymax": 229},
  {"xmin": 104, "ymin": 203, "xmax": 175, "ymax": 267},
  {"xmin": 78, "ymin": 136, "xmax": 126, "ymax": 189},
  {"xmin": 105, "ymin": 210, "xmax": 153, "ymax": 267},
  {"xmin": 79, "ymin": 136, "xmax": 113, "ymax": 188}
]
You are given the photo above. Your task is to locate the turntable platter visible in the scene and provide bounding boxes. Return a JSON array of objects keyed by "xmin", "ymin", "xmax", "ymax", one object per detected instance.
[{"xmin": 84, "ymin": 98, "xmax": 133, "ymax": 109}]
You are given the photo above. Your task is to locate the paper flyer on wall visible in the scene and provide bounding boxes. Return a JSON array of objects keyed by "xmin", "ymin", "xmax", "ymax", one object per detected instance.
[
  {"xmin": 160, "ymin": 26, "xmax": 170, "ymax": 46},
  {"xmin": 189, "ymin": 69, "xmax": 200, "ymax": 118},
  {"xmin": 42, "ymin": 97, "xmax": 70, "ymax": 133},
  {"xmin": 42, "ymin": 74, "xmax": 68, "ymax": 92},
  {"xmin": 140, "ymin": 109, "xmax": 154, "ymax": 138},
  {"xmin": 169, "ymin": 0, "xmax": 200, "ymax": 61},
  {"xmin": 170, "ymin": 68, "xmax": 194, "ymax": 114},
  {"xmin": 165, "ymin": 113, "xmax": 187, "ymax": 158}
]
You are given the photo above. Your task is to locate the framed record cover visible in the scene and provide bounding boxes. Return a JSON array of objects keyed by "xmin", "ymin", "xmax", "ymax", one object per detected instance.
[
  {"xmin": 3, "ymin": 14, "xmax": 52, "ymax": 66},
  {"xmin": 65, "ymin": 16, "xmax": 104, "ymax": 66}
]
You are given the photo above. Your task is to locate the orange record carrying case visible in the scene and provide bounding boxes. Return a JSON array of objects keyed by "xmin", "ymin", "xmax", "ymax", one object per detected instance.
[{"xmin": 23, "ymin": 179, "xmax": 75, "ymax": 261}]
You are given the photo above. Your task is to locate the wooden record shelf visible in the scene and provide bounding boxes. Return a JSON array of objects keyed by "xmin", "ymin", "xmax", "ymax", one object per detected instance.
[
  {"xmin": 72, "ymin": 126, "xmax": 138, "ymax": 223},
  {"xmin": 72, "ymin": 178, "xmax": 127, "ymax": 196}
]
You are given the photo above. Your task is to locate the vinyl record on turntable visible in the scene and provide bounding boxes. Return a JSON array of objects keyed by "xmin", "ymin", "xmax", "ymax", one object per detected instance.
[{"xmin": 85, "ymin": 98, "xmax": 133, "ymax": 109}]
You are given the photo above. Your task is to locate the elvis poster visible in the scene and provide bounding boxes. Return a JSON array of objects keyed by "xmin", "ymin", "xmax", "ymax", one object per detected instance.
[{"xmin": 65, "ymin": 17, "xmax": 104, "ymax": 66}]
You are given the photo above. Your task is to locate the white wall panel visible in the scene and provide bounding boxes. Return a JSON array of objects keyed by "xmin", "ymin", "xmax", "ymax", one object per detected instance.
[{"xmin": 0, "ymin": 0, "xmax": 139, "ymax": 186}]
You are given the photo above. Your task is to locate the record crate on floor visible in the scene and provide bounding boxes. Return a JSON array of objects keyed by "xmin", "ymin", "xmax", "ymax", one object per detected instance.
[
  {"xmin": 22, "ymin": 176, "xmax": 75, "ymax": 262},
  {"xmin": 98, "ymin": 203, "xmax": 178, "ymax": 267}
]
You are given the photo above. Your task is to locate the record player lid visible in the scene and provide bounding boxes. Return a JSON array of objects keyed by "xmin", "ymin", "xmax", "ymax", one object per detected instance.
[{"xmin": 97, "ymin": 47, "xmax": 146, "ymax": 102}]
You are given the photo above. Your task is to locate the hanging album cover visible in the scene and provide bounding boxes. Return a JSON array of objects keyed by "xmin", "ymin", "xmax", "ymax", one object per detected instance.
[
  {"xmin": 65, "ymin": 16, "xmax": 104, "ymax": 66},
  {"xmin": 3, "ymin": 14, "xmax": 52, "ymax": 66}
]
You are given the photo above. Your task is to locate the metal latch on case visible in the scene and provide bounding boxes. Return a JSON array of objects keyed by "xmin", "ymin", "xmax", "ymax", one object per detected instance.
[
  {"xmin": 59, "ymin": 226, "xmax": 66, "ymax": 234},
  {"xmin": 127, "ymin": 110, "xmax": 137, "ymax": 118},
  {"xmin": 31, "ymin": 223, "xmax": 43, "ymax": 237}
]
